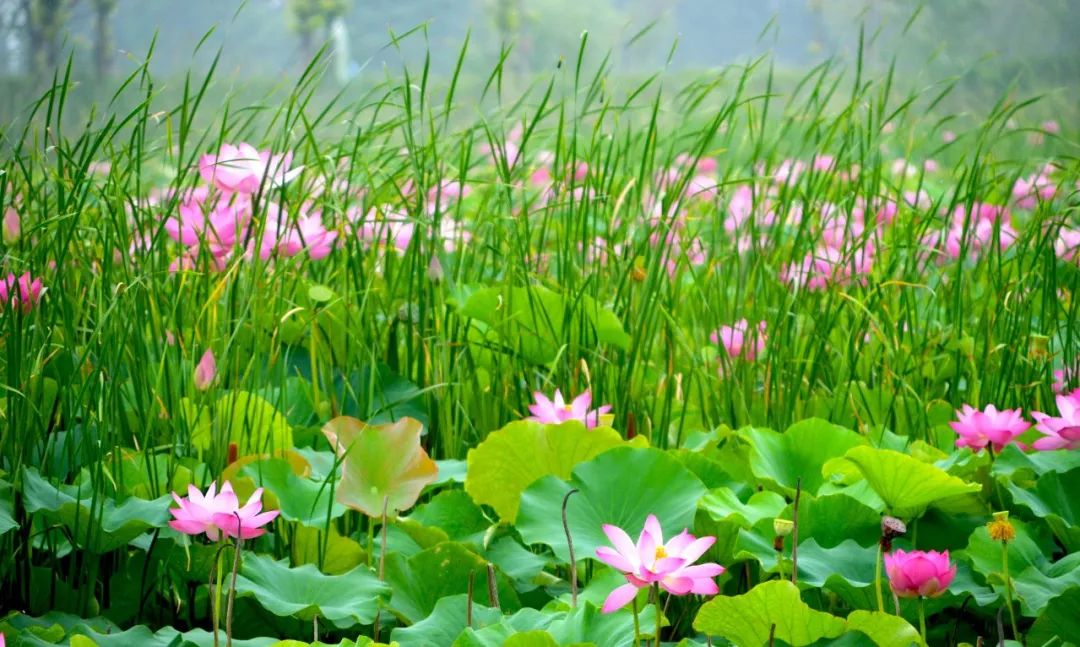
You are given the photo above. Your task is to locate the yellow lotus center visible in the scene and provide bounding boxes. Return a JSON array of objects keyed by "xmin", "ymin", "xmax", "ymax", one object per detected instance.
[
  {"xmin": 563, "ymin": 404, "xmax": 575, "ymax": 412},
  {"xmin": 654, "ymin": 546, "xmax": 668, "ymax": 560}
]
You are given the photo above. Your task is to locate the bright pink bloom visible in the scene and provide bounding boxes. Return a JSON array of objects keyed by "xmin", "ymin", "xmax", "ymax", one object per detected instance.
[
  {"xmin": 165, "ymin": 187, "xmax": 249, "ymax": 257},
  {"xmin": 527, "ymin": 389, "xmax": 611, "ymax": 429},
  {"xmin": 595, "ymin": 514, "xmax": 724, "ymax": 613},
  {"xmin": 0, "ymin": 272, "xmax": 43, "ymax": 313},
  {"xmin": 884, "ymin": 549, "xmax": 956, "ymax": 598},
  {"xmin": 1032, "ymin": 390, "xmax": 1080, "ymax": 451},
  {"xmin": 949, "ymin": 404, "xmax": 1030, "ymax": 453},
  {"xmin": 710, "ymin": 319, "xmax": 766, "ymax": 361},
  {"xmin": 255, "ymin": 204, "xmax": 337, "ymax": 261},
  {"xmin": 194, "ymin": 349, "xmax": 216, "ymax": 390},
  {"xmin": 169, "ymin": 481, "xmax": 279, "ymax": 541},
  {"xmin": 1055, "ymin": 228, "xmax": 1080, "ymax": 262},
  {"xmin": 199, "ymin": 143, "xmax": 300, "ymax": 195}
]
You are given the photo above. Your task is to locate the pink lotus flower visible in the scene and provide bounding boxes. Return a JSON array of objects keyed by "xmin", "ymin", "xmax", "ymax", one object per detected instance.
[
  {"xmin": 1055, "ymin": 228, "xmax": 1080, "ymax": 263},
  {"xmin": 261, "ymin": 205, "xmax": 338, "ymax": 260},
  {"xmin": 199, "ymin": 143, "xmax": 300, "ymax": 195},
  {"xmin": 527, "ymin": 389, "xmax": 611, "ymax": 428},
  {"xmin": 169, "ymin": 481, "xmax": 279, "ymax": 541},
  {"xmin": 1032, "ymin": 389, "xmax": 1080, "ymax": 451},
  {"xmin": 1012, "ymin": 173, "xmax": 1055, "ymax": 210},
  {"xmin": 194, "ymin": 349, "xmax": 216, "ymax": 390},
  {"xmin": 949, "ymin": 404, "xmax": 1030, "ymax": 452},
  {"xmin": 2, "ymin": 207, "xmax": 19, "ymax": 244},
  {"xmin": 884, "ymin": 549, "xmax": 956, "ymax": 598},
  {"xmin": 0, "ymin": 272, "xmax": 43, "ymax": 313},
  {"xmin": 595, "ymin": 514, "xmax": 724, "ymax": 613},
  {"xmin": 165, "ymin": 187, "xmax": 249, "ymax": 257},
  {"xmin": 710, "ymin": 319, "xmax": 766, "ymax": 361}
]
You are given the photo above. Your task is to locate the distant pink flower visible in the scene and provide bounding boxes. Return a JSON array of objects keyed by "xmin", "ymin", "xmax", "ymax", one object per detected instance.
[
  {"xmin": 711, "ymin": 319, "xmax": 766, "ymax": 362},
  {"xmin": 884, "ymin": 549, "xmax": 956, "ymax": 598},
  {"xmin": 194, "ymin": 349, "xmax": 216, "ymax": 390},
  {"xmin": 255, "ymin": 204, "xmax": 337, "ymax": 261},
  {"xmin": 725, "ymin": 185, "xmax": 754, "ymax": 232},
  {"xmin": 1054, "ymin": 228, "xmax": 1080, "ymax": 263},
  {"xmin": 527, "ymin": 389, "xmax": 611, "ymax": 428},
  {"xmin": 1053, "ymin": 367, "xmax": 1075, "ymax": 393},
  {"xmin": 2, "ymin": 207, "xmax": 19, "ymax": 244},
  {"xmin": 812, "ymin": 154, "xmax": 836, "ymax": 172},
  {"xmin": 0, "ymin": 272, "xmax": 43, "ymax": 313},
  {"xmin": 942, "ymin": 130, "xmax": 957, "ymax": 143},
  {"xmin": 1012, "ymin": 173, "xmax": 1055, "ymax": 210},
  {"xmin": 169, "ymin": 481, "xmax": 279, "ymax": 541},
  {"xmin": 199, "ymin": 143, "xmax": 300, "ymax": 195},
  {"xmin": 595, "ymin": 514, "xmax": 724, "ymax": 613},
  {"xmin": 1032, "ymin": 389, "xmax": 1080, "ymax": 451},
  {"xmin": 1042, "ymin": 120, "xmax": 1061, "ymax": 135},
  {"xmin": 165, "ymin": 188, "xmax": 250, "ymax": 259},
  {"xmin": 949, "ymin": 404, "xmax": 1030, "ymax": 453}
]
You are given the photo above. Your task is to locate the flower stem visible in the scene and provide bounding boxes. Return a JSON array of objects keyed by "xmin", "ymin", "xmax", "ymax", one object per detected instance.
[
  {"xmin": 875, "ymin": 542, "xmax": 885, "ymax": 613},
  {"xmin": 225, "ymin": 531, "xmax": 243, "ymax": 647},
  {"xmin": 918, "ymin": 597, "xmax": 927, "ymax": 642},
  {"xmin": 653, "ymin": 583, "xmax": 662, "ymax": 647},
  {"xmin": 1002, "ymin": 541, "xmax": 1019, "ymax": 640},
  {"xmin": 631, "ymin": 596, "xmax": 641, "ymax": 646}
]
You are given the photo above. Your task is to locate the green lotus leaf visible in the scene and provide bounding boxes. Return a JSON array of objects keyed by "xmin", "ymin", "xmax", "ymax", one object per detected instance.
[
  {"xmin": 240, "ymin": 457, "xmax": 345, "ymax": 527},
  {"xmin": 1012, "ymin": 551, "xmax": 1080, "ymax": 617},
  {"xmin": 739, "ymin": 418, "xmax": 866, "ymax": 496},
  {"xmin": 291, "ymin": 525, "xmax": 367, "ymax": 575},
  {"xmin": 693, "ymin": 580, "xmax": 846, "ymax": 646},
  {"xmin": 843, "ymin": 446, "xmax": 981, "ymax": 518},
  {"xmin": 698, "ymin": 487, "xmax": 787, "ymax": 528},
  {"xmin": 233, "ymin": 552, "xmax": 388, "ymax": 628},
  {"xmin": 191, "ymin": 390, "xmax": 294, "ymax": 454},
  {"xmin": 1005, "ymin": 467, "xmax": 1080, "ymax": 550},
  {"xmin": 390, "ymin": 594, "xmax": 502, "ymax": 647},
  {"xmin": 408, "ymin": 489, "xmax": 490, "ymax": 545},
  {"xmin": 516, "ymin": 446, "xmax": 705, "ymax": 563},
  {"xmin": 961, "ymin": 519, "xmax": 1050, "ymax": 585},
  {"xmin": 323, "ymin": 416, "xmax": 438, "ymax": 517},
  {"xmin": 991, "ymin": 443, "xmax": 1080, "ymax": 479},
  {"xmin": 21, "ymin": 467, "xmax": 170, "ymax": 553},
  {"xmin": 383, "ymin": 541, "xmax": 520, "ymax": 624},
  {"xmin": 790, "ymin": 492, "xmax": 881, "ymax": 548},
  {"xmin": 845, "ymin": 610, "xmax": 926, "ymax": 647},
  {"xmin": 1027, "ymin": 587, "xmax": 1080, "ymax": 645},
  {"xmin": 0, "ymin": 478, "xmax": 17, "ymax": 536},
  {"xmin": 465, "ymin": 419, "xmax": 627, "ymax": 522}
]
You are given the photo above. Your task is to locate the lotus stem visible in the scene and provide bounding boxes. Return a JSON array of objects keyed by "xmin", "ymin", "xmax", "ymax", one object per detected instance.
[
  {"xmin": 562, "ymin": 488, "xmax": 580, "ymax": 607},
  {"xmin": 373, "ymin": 495, "xmax": 390, "ymax": 642},
  {"xmin": 918, "ymin": 597, "xmax": 927, "ymax": 642},
  {"xmin": 632, "ymin": 596, "xmax": 641, "ymax": 646},
  {"xmin": 653, "ymin": 583, "xmax": 662, "ymax": 647},
  {"xmin": 466, "ymin": 569, "xmax": 475, "ymax": 627},
  {"xmin": 486, "ymin": 563, "xmax": 500, "ymax": 610},
  {"xmin": 225, "ymin": 519, "xmax": 244, "ymax": 647},
  {"xmin": 875, "ymin": 542, "xmax": 885, "ymax": 613},
  {"xmin": 1002, "ymin": 541, "xmax": 1019, "ymax": 640},
  {"xmin": 791, "ymin": 477, "xmax": 802, "ymax": 585}
]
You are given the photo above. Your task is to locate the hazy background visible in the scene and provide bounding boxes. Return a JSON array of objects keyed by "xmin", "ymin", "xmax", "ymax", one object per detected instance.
[{"xmin": 1, "ymin": 0, "xmax": 1078, "ymax": 119}]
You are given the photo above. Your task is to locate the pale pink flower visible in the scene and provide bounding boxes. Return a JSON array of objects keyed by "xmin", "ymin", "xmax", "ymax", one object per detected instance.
[
  {"xmin": 169, "ymin": 481, "xmax": 279, "ymax": 541},
  {"xmin": 943, "ymin": 130, "xmax": 957, "ymax": 143},
  {"xmin": 1012, "ymin": 173, "xmax": 1056, "ymax": 210},
  {"xmin": 884, "ymin": 549, "xmax": 956, "ymax": 598},
  {"xmin": 595, "ymin": 514, "xmax": 724, "ymax": 613},
  {"xmin": 194, "ymin": 349, "xmax": 216, "ymax": 390},
  {"xmin": 527, "ymin": 389, "xmax": 611, "ymax": 428},
  {"xmin": 2, "ymin": 207, "xmax": 19, "ymax": 244},
  {"xmin": 949, "ymin": 404, "xmax": 1030, "ymax": 453},
  {"xmin": 1054, "ymin": 228, "xmax": 1080, "ymax": 262},
  {"xmin": 199, "ymin": 143, "xmax": 300, "ymax": 195},
  {"xmin": 1032, "ymin": 389, "xmax": 1080, "ymax": 451},
  {"xmin": 710, "ymin": 319, "xmax": 766, "ymax": 362},
  {"xmin": 0, "ymin": 272, "xmax": 43, "ymax": 313}
]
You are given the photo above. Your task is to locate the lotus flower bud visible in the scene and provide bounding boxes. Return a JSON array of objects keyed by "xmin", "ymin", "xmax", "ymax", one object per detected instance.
[{"xmin": 194, "ymin": 349, "xmax": 216, "ymax": 390}]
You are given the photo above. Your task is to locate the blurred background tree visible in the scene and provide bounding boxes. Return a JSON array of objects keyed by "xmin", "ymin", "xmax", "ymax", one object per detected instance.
[{"xmin": 287, "ymin": 0, "xmax": 352, "ymax": 68}]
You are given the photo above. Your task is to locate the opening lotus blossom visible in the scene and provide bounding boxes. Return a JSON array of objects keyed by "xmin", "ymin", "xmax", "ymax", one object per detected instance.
[
  {"xmin": 527, "ymin": 389, "xmax": 611, "ymax": 428},
  {"xmin": 1031, "ymin": 389, "xmax": 1080, "ymax": 450},
  {"xmin": 949, "ymin": 404, "xmax": 1030, "ymax": 453},
  {"xmin": 595, "ymin": 514, "xmax": 725, "ymax": 613},
  {"xmin": 169, "ymin": 481, "xmax": 279, "ymax": 541}
]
